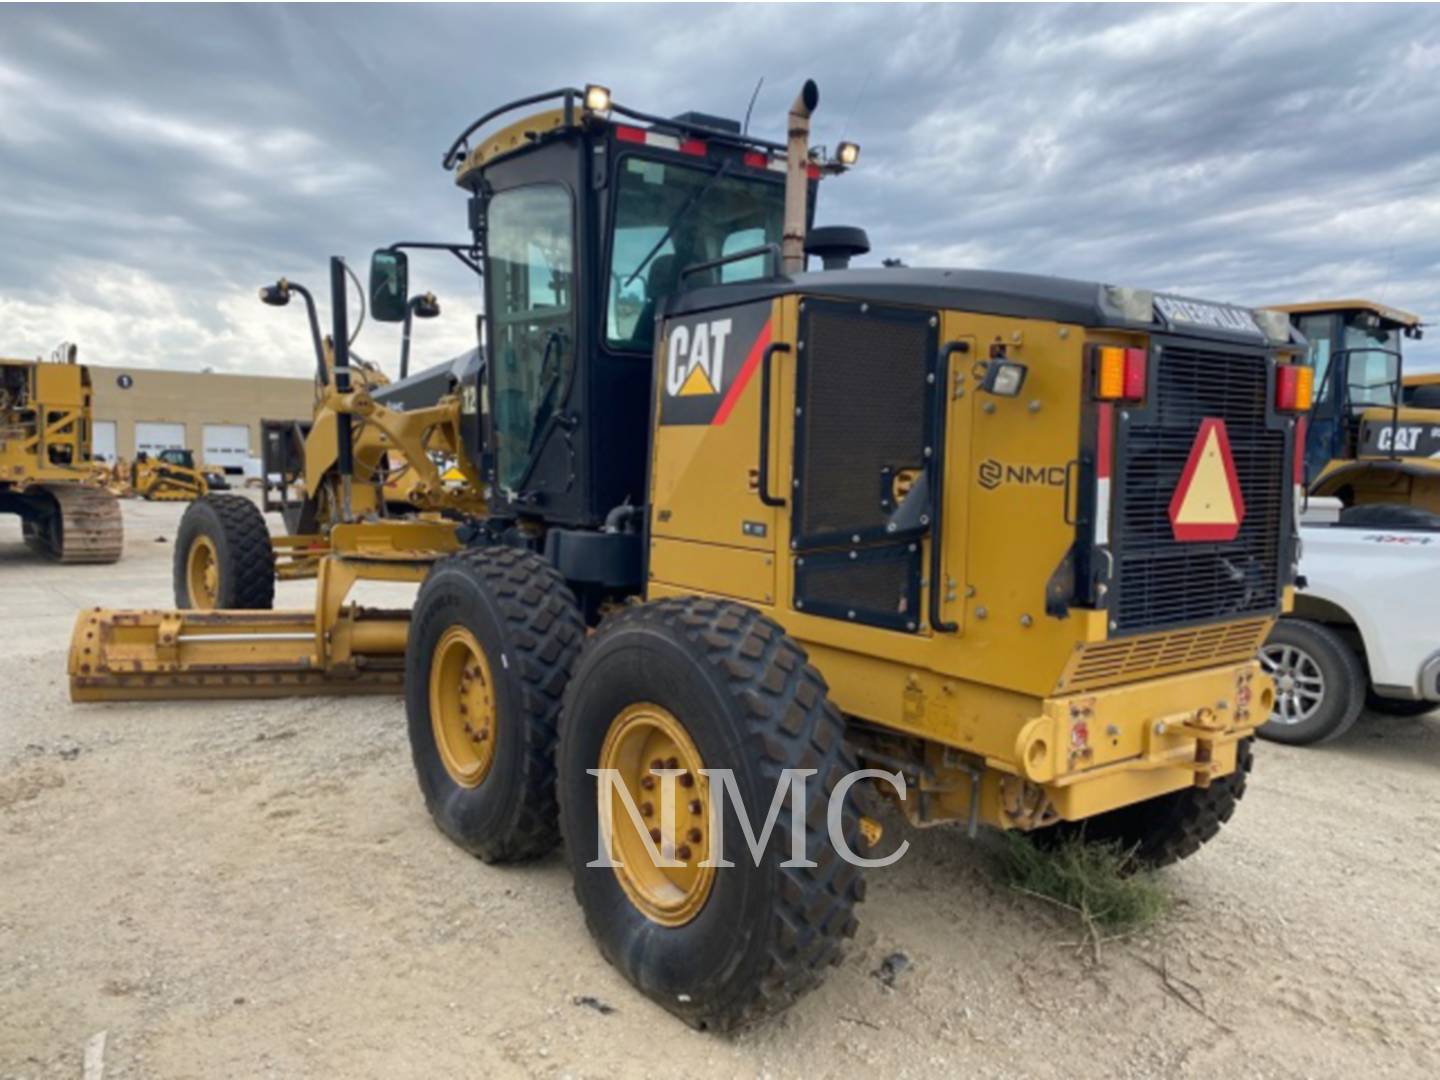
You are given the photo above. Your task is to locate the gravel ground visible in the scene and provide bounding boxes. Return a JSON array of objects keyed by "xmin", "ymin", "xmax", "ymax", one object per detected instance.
[{"xmin": 3, "ymin": 497, "xmax": 1439, "ymax": 1079}]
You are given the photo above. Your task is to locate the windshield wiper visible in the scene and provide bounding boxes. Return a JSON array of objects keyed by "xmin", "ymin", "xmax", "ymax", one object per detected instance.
[{"xmin": 622, "ymin": 159, "xmax": 733, "ymax": 291}]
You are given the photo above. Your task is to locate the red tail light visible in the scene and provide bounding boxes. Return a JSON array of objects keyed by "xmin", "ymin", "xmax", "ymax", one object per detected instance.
[{"xmin": 1275, "ymin": 364, "xmax": 1314, "ymax": 413}]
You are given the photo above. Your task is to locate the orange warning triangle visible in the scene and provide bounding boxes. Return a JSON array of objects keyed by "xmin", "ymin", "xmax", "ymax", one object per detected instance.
[
  {"xmin": 1168, "ymin": 418, "xmax": 1246, "ymax": 541},
  {"xmin": 678, "ymin": 362, "xmax": 717, "ymax": 396}
]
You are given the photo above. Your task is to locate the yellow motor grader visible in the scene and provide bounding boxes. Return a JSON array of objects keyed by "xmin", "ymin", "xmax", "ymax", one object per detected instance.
[
  {"xmin": 1, "ymin": 345, "xmax": 124, "ymax": 562},
  {"xmin": 71, "ymin": 82, "xmax": 1308, "ymax": 1029}
]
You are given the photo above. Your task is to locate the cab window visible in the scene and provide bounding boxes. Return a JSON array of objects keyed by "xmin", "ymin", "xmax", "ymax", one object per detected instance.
[
  {"xmin": 487, "ymin": 184, "xmax": 574, "ymax": 490},
  {"xmin": 606, "ymin": 157, "xmax": 784, "ymax": 351}
]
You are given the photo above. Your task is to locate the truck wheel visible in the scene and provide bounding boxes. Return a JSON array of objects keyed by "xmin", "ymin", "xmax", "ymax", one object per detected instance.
[
  {"xmin": 405, "ymin": 548, "xmax": 584, "ymax": 863},
  {"xmin": 558, "ymin": 598, "xmax": 865, "ymax": 1032},
  {"xmin": 1364, "ymin": 691, "xmax": 1437, "ymax": 718},
  {"xmin": 173, "ymin": 495, "xmax": 275, "ymax": 609},
  {"xmin": 1257, "ymin": 619, "xmax": 1364, "ymax": 745},
  {"xmin": 1337, "ymin": 503, "xmax": 1440, "ymax": 531},
  {"xmin": 1042, "ymin": 739, "xmax": 1255, "ymax": 869}
]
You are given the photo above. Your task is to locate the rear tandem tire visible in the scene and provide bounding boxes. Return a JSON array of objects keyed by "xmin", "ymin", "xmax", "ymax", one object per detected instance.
[
  {"xmin": 558, "ymin": 597, "xmax": 865, "ymax": 1032},
  {"xmin": 172, "ymin": 495, "xmax": 275, "ymax": 609},
  {"xmin": 1040, "ymin": 739, "xmax": 1256, "ymax": 869},
  {"xmin": 404, "ymin": 548, "xmax": 584, "ymax": 863}
]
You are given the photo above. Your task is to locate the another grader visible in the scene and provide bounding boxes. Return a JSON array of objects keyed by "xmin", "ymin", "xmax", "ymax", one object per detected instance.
[
  {"xmin": 71, "ymin": 83, "xmax": 1309, "ymax": 1029},
  {"xmin": 1, "ymin": 346, "xmax": 123, "ymax": 562},
  {"xmin": 1268, "ymin": 299, "xmax": 1438, "ymax": 528}
]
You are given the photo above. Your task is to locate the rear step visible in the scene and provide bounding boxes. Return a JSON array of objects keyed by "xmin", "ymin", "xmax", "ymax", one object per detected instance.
[{"xmin": 69, "ymin": 607, "xmax": 410, "ymax": 701}]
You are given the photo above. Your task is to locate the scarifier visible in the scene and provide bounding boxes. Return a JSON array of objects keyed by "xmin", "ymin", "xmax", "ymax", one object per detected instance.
[
  {"xmin": 1, "ymin": 345, "xmax": 124, "ymax": 563},
  {"xmin": 69, "ymin": 82, "xmax": 1308, "ymax": 1029}
]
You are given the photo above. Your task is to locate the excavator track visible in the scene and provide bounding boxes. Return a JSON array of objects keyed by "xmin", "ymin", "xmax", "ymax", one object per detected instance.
[{"xmin": 24, "ymin": 483, "xmax": 124, "ymax": 564}]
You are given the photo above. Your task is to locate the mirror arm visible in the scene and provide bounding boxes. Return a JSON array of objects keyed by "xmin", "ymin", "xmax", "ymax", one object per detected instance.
[
  {"xmin": 277, "ymin": 281, "xmax": 327, "ymax": 387},
  {"xmin": 400, "ymin": 298, "xmax": 419, "ymax": 381}
]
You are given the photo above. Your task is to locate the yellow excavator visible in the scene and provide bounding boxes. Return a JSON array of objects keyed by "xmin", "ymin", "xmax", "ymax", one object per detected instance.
[
  {"xmin": 71, "ymin": 82, "xmax": 1306, "ymax": 1029},
  {"xmin": 1, "ymin": 345, "xmax": 124, "ymax": 562}
]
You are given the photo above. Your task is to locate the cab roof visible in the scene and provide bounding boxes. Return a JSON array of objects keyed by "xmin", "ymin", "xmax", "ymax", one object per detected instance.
[{"xmin": 1266, "ymin": 299, "xmax": 1420, "ymax": 328}]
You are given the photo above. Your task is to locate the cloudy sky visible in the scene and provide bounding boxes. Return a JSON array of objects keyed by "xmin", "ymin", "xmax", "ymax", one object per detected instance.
[{"xmin": 2, "ymin": 2, "xmax": 1438, "ymax": 375}]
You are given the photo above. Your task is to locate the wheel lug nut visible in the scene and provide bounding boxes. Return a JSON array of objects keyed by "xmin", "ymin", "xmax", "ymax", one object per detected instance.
[
  {"xmin": 689, "ymin": 800, "xmax": 702, "ymax": 815},
  {"xmin": 641, "ymin": 801, "xmax": 654, "ymax": 818},
  {"xmin": 679, "ymin": 772, "xmax": 694, "ymax": 788},
  {"xmin": 649, "ymin": 827, "xmax": 662, "ymax": 843},
  {"xmin": 665, "ymin": 756, "xmax": 678, "ymax": 770},
  {"xmin": 687, "ymin": 828, "xmax": 702, "ymax": 843},
  {"xmin": 641, "ymin": 776, "xmax": 655, "ymax": 791},
  {"xmin": 649, "ymin": 758, "xmax": 664, "ymax": 771},
  {"xmin": 676, "ymin": 844, "xmax": 691, "ymax": 860}
]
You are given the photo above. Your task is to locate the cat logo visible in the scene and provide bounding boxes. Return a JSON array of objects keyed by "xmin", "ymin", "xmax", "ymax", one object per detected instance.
[
  {"xmin": 1169, "ymin": 418, "xmax": 1246, "ymax": 541},
  {"xmin": 666, "ymin": 318, "xmax": 733, "ymax": 398}
]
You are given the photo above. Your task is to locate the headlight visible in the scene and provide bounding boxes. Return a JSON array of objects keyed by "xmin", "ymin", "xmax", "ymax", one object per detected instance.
[{"xmin": 584, "ymin": 84, "xmax": 612, "ymax": 116}]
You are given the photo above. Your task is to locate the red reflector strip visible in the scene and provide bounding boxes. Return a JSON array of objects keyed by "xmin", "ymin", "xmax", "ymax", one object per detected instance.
[
  {"xmin": 615, "ymin": 125, "xmax": 646, "ymax": 144},
  {"xmin": 1096, "ymin": 403, "xmax": 1114, "ymax": 480},
  {"xmin": 806, "ymin": 163, "xmax": 821, "ymax": 181},
  {"xmin": 679, "ymin": 138, "xmax": 706, "ymax": 157},
  {"xmin": 1122, "ymin": 347, "xmax": 1147, "ymax": 399},
  {"xmin": 743, "ymin": 151, "xmax": 768, "ymax": 169},
  {"xmin": 1294, "ymin": 416, "xmax": 1307, "ymax": 484}
]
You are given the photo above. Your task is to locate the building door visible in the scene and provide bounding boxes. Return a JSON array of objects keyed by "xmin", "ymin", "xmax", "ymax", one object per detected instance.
[
  {"xmin": 202, "ymin": 424, "xmax": 251, "ymax": 474},
  {"xmin": 135, "ymin": 422, "xmax": 186, "ymax": 458},
  {"xmin": 92, "ymin": 420, "xmax": 117, "ymax": 463}
]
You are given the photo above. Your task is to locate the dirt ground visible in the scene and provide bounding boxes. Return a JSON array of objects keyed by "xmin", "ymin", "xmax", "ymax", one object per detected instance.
[{"xmin": 2, "ymin": 496, "xmax": 1438, "ymax": 1079}]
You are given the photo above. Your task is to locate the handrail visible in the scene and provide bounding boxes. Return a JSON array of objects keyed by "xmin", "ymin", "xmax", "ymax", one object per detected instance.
[
  {"xmin": 678, "ymin": 244, "xmax": 783, "ymax": 287},
  {"xmin": 929, "ymin": 341, "xmax": 969, "ymax": 633},
  {"xmin": 443, "ymin": 87, "xmax": 582, "ymax": 170},
  {"xmin": 757, "ymin": 342, "xmax": 790, "ymax": 507}
]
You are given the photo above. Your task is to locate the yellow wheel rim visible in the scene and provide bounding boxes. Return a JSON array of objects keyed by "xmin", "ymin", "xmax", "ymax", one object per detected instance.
[
  {"xmin": 429, "ymin": 626, "xmax": 499, "ymax": 788},
  {"xmin": 598, "ymin": 703, "xmax": 715, "ymax": 927},
  {"xmin": 187, "ymin": 535, "xmax": 220, "ymax": 608}
]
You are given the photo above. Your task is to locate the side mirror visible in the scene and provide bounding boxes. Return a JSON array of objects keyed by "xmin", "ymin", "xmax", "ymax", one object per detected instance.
[{"xmin": 370, "ymin": 249, "xmax": 409, "ymax": 323}]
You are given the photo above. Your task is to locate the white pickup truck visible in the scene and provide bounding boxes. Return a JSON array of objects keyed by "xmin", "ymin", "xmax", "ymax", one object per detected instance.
[{"xmin": 1259, "ymin": 501, "xmax": 1440, "ymax": 744}]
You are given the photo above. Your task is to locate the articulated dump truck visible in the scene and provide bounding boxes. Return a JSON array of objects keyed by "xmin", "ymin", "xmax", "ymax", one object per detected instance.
[
  {"xmin": 1, "ymin": 346, "xmax": 123, "ymax": 562},
  {"xmin": 70, "ymin": 82, "xmax": 1305, "ymax": 1029}
]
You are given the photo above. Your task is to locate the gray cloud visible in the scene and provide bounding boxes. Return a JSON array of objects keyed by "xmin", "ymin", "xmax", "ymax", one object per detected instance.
[{"xmin": 1, "ymin": 2, "xmax": 1437, "ymax": 373}]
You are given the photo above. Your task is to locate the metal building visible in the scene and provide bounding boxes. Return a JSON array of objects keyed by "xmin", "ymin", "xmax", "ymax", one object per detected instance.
[{"xmin": 88, "ymin": 365, "xmax": 313, "ymax": 476}]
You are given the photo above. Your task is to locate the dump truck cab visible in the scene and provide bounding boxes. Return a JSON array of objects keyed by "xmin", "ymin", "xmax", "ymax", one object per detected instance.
[{"xmin": 1268, "ymin": 300, "xmax": 1439, "ymax": 523}]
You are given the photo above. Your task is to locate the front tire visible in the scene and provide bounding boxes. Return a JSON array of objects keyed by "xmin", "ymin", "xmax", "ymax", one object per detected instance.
[
  {"xmin": 1258, "ymin": 618, "xmax": 1364, "ymax": 745},
  {"xmin": 558, "ymin": 597, "xmax": 865, "ymax": 1031},
  {"xmin": 405, "ymin": 548, "xmax": 584, "ymax": 863},
  {"xmin": 173, "ymin": 495, "xmax": 275, "ymax": 609}
]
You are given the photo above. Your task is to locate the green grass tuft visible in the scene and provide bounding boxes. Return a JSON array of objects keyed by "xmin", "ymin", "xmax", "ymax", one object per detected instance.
[{"xmin": 998, "ymin": 832, "xmax": 1173, "ymax": 937}]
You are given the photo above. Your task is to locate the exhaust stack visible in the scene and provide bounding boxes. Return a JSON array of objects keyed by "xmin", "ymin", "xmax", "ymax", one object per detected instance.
[{"xmin": 782, "ymin": 80, "xmax": 819, "ymax": 275}]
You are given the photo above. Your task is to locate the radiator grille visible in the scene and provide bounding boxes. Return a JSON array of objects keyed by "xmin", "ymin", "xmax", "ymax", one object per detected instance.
[
  {"xmin": 794, "ymin": 544, "xmax": 920, "ymax": 632},
  {"xmin": 793, "ymin": 302, "xmax": 933, "ymax": 548},
  {"xmin": 1061, "ymin": 618, "xmax": 1271, "ymax": 692},
  {"xmin": 1111, "ymin": 343, "xmax": 1286, "ymax": 633}
]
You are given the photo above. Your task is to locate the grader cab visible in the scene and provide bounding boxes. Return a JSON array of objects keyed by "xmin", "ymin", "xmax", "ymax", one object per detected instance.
[
  {"xmin": 71, "ymin": 82, "xmax": 1308, "ymax": 1029},
  {"xmin": 1268, "ymin": 299, "xmax": 1439, "ymax": 528}
]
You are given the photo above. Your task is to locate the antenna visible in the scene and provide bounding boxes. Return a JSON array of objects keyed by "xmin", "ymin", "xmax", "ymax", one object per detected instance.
[{"xmin": 741, "ymin": 76, "xmax": 764, "ymax": 135}]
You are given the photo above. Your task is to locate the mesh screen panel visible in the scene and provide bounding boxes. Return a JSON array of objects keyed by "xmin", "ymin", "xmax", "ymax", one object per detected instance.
[
  {"xmin": 793, "ymin": 302, "xmax": 934, "ymax": 547},
  {"xmin": 794, "ymin": 544, "xmax": 920, "ymax": 631}
]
